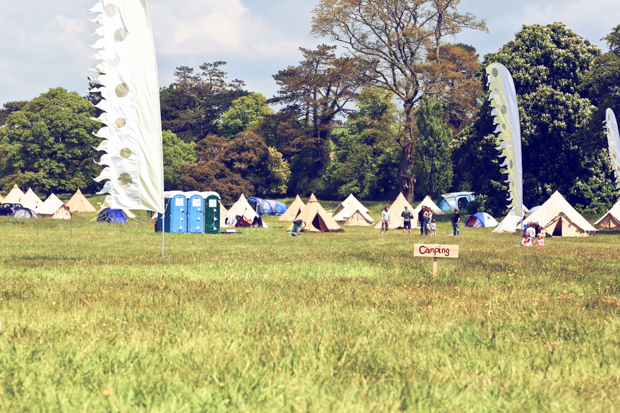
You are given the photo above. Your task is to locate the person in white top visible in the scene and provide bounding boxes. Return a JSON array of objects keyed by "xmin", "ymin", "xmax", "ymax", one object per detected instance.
[
  {"xmin": 430, "ymin": 219, "xmax": 436, "ymax": 236},
  {"xmin": 380, "ymin": 206, "xmax": 390, "ymax": 235}
]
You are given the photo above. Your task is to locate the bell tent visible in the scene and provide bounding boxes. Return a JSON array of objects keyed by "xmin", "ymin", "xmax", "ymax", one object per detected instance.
[
  {"xmin": 492, "ymin": 205, "xmax": 530, "ymax": 234},
  {"xmin": 465, "ymin": 212, "xmax": 498, "ymax": 228},
  {"xmin": 225, "ymin": 194, "xmax": 267, "ymax": 228},
  {"xmin": 594, "ymin": 200, "xmax": 620, "ymax": 230},
  {"xmin": 66, "ymin": 189, "xmax": 97, "ymax": 213},
  {"xmin": 373, "ymin": 192, "xmax": 414, "ymax": 230},
  {"xmin": 19, "ymin": 188, "xmax": 43, "ymax": 210},
  {"xmin": 523, "ymin": 191, "xmax": 595, "ymax": 237},
  {"xmin": 279, "ymin": 195, "xmax": 305, "ymax": 221},
  {"xmin": 36, "ymin": 194, "xmax": 71, "ymax": 219},
  {"xmin": 332, "ymin": 194, "xmax": 374, "ymax": 226},
  {"xmin": 410, "ymin": 196, "xmax": 446, "ymax": 228},
  {"xmin": 287, "ymin": 194, "xmax": 343, "ymax": 232},
  {"xmin": 2, "ymin": 185, "xmax": 24, "ymax": 204}
]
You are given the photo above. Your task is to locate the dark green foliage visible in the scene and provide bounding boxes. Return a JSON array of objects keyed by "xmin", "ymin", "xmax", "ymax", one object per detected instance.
[
  {"xmin": 0, "ymin": 88, "xmax": 101, "ymax": 194},
  {"xmin": 456, "ymin": 23, "xmax": 616, "ymax": 215},
  {"xmin": 413, "ymin": 96, "xmax": 453, "ymax": 200}
]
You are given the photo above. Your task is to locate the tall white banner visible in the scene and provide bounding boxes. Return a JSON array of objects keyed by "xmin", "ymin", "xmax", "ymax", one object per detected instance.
[
  {"xmin": 605, "ymin": 108, "xmax": 620, "ymax": 190},
  {"xmin": 89, "ymin": 0, "xmax": 164, "ymax": 214}
]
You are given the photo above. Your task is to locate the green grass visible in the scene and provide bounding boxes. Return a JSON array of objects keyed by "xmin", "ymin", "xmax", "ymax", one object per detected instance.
[{"xmin": 0, "ymin": 205, "xmax": 619, "ymax": 412}]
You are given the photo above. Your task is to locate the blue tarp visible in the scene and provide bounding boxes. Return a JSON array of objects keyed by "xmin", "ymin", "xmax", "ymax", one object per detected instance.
[
  {"xmin": 248, "ymin": 197, "xmax": 288, "ymax": 216},
  {"xmin": 97, "ymin": 208, "xmax": 128, "ymax": 223},
  {"xmin": 436, "ymin": 192, "xmax": 475, "ymax": 212}
]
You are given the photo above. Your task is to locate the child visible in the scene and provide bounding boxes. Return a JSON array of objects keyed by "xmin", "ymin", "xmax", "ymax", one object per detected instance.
[
  {"xmin": 535, "ymin": 233, "xmax": 546, "ymax": 246},
  {"xmin": 430, "ymin": 219, "xmax": 436, "ymax": 236},
  {"xmin": 521, "ymin": 232, "xmax": 532, "ymax": 246}
]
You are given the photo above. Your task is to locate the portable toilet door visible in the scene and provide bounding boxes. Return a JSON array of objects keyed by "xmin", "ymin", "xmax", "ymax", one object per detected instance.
[
  {"xmin": 167, "ymin": 194, "xmax": 187, "ymax": 233},
  {"xmin": 188, "ymin": 195, "xmax": 205, "ymax": 234},
  {"xmin": 204, "ymin": 195, "xmax": 220, "ymax": 234}
]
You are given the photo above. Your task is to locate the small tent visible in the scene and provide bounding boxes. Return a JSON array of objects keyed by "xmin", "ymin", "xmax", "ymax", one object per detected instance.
[
  {"xmin": 97, "ymin": 208, "xmax": 128, "ymax": 223},
  {"xmin": 333, "ymin": 194, "xmax": 374, "ymax": 226},
  {"xmin": 36, "ymin": 194, "xmax": 71, "ymax": 219},
  {"xmin": 436, "ymin": 192, "xmax": 475, "ymax": 212},
  {"xmin": 248, "ymin": 197, "xmax": 288, "ymax": 216},
  {"xmin": 492, "ymin": 205, "xmax": 530, "ymax": 234},
  {"xmin": 373, "ymin": 192, "xmax": 414, "ymax": 230},
  {"xmin": 225, "ymin": 194, "xmax": 268, "ymax": 228},
  {"xmin": 465, "ymin": 212, "xmax": 498, "ymax": 228},
  {"xmin": 287, "ymin": 194, "xmax": 343, "ymax": 232},
  {"xmin": 19, "ymin": 188, "xmax": 43, "ymax": 210},
  {"xmin": 11, "ymin": 208, "xmax": 39, "ymax": 219},
  {"xmin": 594, "ymin": 200, "xmax": 620, "ymax": 230},
  {"xmin": 279, "ymin": 195, "xmax": 305, "ymax": 221},
  {"xmin": 523, "ymin": 191, "xmax": 595, "ymax": 237},
  {"xmin": 66, "ymin": 189, "xmax": 97, "ymax": 213},
  {"xmin": 2, "ymin": 185, "xmax": 24, "ymax": 204}
]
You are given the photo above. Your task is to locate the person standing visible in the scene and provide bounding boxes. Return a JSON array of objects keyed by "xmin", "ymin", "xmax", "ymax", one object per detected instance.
[
  {"xmin": 402, "ymin": 206, "xmax": 413, "ymax": 236},
  {"xmin": 380, "ymin": 206, "xmax": 390, "ymax": 235},
  {"xmin": 424, "ymin": 207, "xmax": 433, "ymax": 236},
  {"xmin": 452, "ymin": 209, "xmax": 460, "ymax": 236},
  {"xmin": 418, "ymin": 206, "xmax": 425, "ymax": 235}
]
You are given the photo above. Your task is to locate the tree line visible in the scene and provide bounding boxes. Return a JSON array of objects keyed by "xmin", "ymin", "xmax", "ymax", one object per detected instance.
[{"xmin": 0, "ymin": 0, "xmax": 618, "ymax": 213}]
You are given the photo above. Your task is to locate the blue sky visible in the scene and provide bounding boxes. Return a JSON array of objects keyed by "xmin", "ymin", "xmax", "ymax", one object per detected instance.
[{"xmin": 0, "ymin": 0, "xmax": 617, "ymax": 105}]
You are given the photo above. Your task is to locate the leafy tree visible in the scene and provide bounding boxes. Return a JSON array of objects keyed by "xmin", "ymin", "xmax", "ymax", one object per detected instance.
[
  {"xmin": 162, "ymin": 130, "xmax": 197, "ymax": 190},
  {"xmin": 455, "ymin": 23, "xmax": 616, "ymax": 215},
  {"xmin": 179, "ymin": 132, "xmax": 289, "ymax": 201},
  {"xmin": 219, "ymin": 93, "xmax": 274, "ymax": 139},
  {"xmin": 272, "ymin": 45, "xmax": 364, "ymax": 195},
  {"xmin": 325, "ymin": 87, "xmax": 400, "ymax": 199},
  {"xmin": 0, "ymin": 101, "xmax": 28, "ymax": 126},
  {"xmin": 0, "ymin": 88, "xmax": 101, "ymax": 193},
  {"xmin": 413, "ymin": 95, "xmax": 453, "ymax": 199},
  {"xmin": 581, "ymin": 25, "xmax": 620, "ymax": 153},
  {"xmin": 160, "ymin": 62, "xmax": 248, "ymax": 143},
  {"xmin": 312, "ymin": 0, "xmax": 486, "ymax": 201}
]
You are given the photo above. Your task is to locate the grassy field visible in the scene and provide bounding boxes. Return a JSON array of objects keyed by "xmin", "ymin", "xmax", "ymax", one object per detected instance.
[{"xmin": 0, "ymin": 201, "xmax": 619, "ymax": 412}]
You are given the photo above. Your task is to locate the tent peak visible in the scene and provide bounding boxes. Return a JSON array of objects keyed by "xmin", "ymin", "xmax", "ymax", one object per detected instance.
[{"xmin": 308, "ymin": 194, "xmax": 318, "ymax": 202}]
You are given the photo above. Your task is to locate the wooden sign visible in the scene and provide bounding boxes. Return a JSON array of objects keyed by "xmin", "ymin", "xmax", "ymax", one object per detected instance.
[{"xmin": 414, "ymin": 244, "xmax": 459, "ymax": 276}]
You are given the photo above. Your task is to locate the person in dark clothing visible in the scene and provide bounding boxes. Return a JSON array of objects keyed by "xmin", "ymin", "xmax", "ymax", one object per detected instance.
[
  {"xmin": 452, "ymin": 209, "xmax": 460, "ymax": 236},
  {"xmin": 418, "ymin": 207, "xmax": 425, "ymax": 235}
]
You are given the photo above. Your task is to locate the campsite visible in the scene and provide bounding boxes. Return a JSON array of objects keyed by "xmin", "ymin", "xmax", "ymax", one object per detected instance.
[{"xmin": 1, "ymin": 193, "xmax": 620, "ymax": 411}]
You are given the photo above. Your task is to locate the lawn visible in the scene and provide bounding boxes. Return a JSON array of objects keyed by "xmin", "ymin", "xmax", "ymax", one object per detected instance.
[{"xmin": 0, "ymin": 203, "xmax": 619, "ymax": 412}]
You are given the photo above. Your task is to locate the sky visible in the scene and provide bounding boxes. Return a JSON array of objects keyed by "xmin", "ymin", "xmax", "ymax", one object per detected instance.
[{"xmin": 0, "ymin": 0, "xmax": 617, "ymax": 105}]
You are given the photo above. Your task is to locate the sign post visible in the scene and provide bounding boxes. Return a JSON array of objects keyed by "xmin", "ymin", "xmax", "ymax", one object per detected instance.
[{"xmin": 414, "ymin": 244, "xmax": 459, "ymax": 276}]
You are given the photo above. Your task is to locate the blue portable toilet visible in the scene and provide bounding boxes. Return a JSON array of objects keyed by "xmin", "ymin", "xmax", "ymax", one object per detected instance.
[
  {"xmin": 187, "ymin": 194, "xmax": 205, "ymax": 234},
  {"xmin": 165, "ymin": 194, "xmax": 187, "ymax": 233}
]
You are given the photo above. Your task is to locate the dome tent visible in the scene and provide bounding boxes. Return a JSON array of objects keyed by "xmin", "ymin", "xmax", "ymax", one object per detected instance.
[
  {"xmin": 97, "ymin": 208, "xmax": 128, "ymax": 223},
  {"xmin": 436, "ymin": 192, "xmax": 475, "ymax": 212},
  {"xmin": 248, "ymin": 197, "xmax": 288, "ymax": 216},
  {"xmin": 465, "ymin": 212, "xmax": 498, "ymax": 228},
  {"xmin": 11, "ymin": 208, "xmax": 39, "ymax": 219}
]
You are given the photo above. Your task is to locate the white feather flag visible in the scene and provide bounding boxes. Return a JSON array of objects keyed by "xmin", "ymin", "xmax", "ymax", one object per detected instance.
[
  {"xmin": 486, "ymin": 63, "xmax": 524, "ymax": 218},
  {"xmin": 89, "ymin": 0, "xmax": 164, "ymax": 214},
  {"xmin": 605, "ymin": 108, "xmax": 620, "ymax": 190}
]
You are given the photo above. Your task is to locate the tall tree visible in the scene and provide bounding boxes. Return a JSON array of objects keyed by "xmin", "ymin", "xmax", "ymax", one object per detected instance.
[
  {"xmin": 272, "ymin": 45, "xmax": 364, "ymax": 194},
  {"xmin": 160, "ymin": 62, "xmax": 248, "ymax": 143},
  {"xmin": 0, "ymin": 88, "xmax": 101, "ymax": 194},
  {"xmin": 312, "ymin": 0, "xmax": 486, "ymax": 201},
  {"xmin": 218, "ymin": 93, "xmax": 274, "ymax": 139},
  {"xmin": 0, "ymin": 101, "xmax": 28, "ymax": 126},
  {"xmin": 413, "ymin": 95, "xmax": 453, "ymax": 199},
  {"xmin": 455, "ymin": 23, "xmax": 616, "ymax": 215},
  {"xmin": 162, "ymin": 130, "xmax": 197, "ymax": 190}
]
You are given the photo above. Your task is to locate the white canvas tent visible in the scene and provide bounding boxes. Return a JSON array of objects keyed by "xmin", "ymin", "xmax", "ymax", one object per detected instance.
[
  {"xmin": 279, "ymin": 195, "xmax": 305, "ymax": 221},
  {"xmin": 594, "ymin": 200, "xmax": 620, "ymax": 230},
  {"xmin": 374, "ymin": 192, "xmax": 414, "ymax": 230},
  {"xmin": 2, "ymin": 185, "xmax": 24, "ymax": 204},
  {"xmin": 286, "ymin": 194, "xmax": 343, "ymax": 232},
  {"xmin": 36, "ymin": 194, "xmax": 71, "ymax": 219},
  {"xmin": 333, "ymin": 194, "xmax": 374, "ymax": 226},
  {"xmin": 225, "ymin": 194, "xmax": 267, "ymax": 228},
  {"xmin": 66, "ymin": 188, "xmax": 97, "ymax": 213},
  {"xmin": 410, "ymin": 196, "xmax": 446, "ymax": 228},
  {"xmin": 220, "ymin": 205, "xmax": 229, "ymax": 228},
  {"xmin": 492, "ymin": 205, "xmax": 530, "ymax": 234},
  {"xmin": 19, "ymin": 188, "xmax": 43, "ymax": 210},
  {"xmin": 523, "ymin": 191, "xmax": 595, "ymax": 237}
]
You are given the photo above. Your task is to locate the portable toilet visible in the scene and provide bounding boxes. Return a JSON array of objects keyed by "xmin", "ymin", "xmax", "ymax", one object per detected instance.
[
  {"xmin": 187, "ymin": 194, "xmax": 205, "ymax": 234},
  {"xmin": 166, "ymin": 194, "xmax": 187, "ymax": 233},
  {"xmin": 204, "ymin": 194, "xmax": 221, "ymax": 234}
]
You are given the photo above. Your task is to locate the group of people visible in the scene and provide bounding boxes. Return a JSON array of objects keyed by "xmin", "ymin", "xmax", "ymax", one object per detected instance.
[
  {"xmin": 521, "ymin": 222, "xmax": 546, "ymax": 246},
  {"xmin": 379, "ymin": 205, "xmax": 437, "ymax": 236}
]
